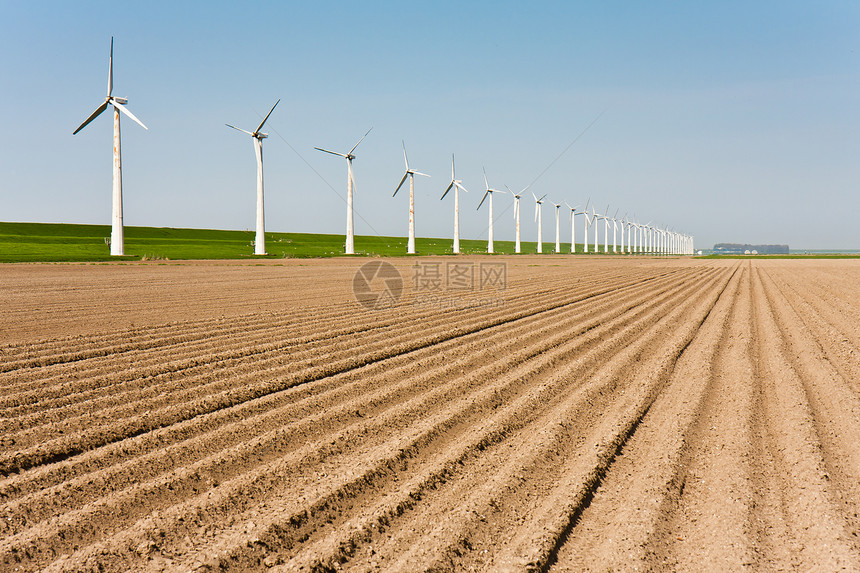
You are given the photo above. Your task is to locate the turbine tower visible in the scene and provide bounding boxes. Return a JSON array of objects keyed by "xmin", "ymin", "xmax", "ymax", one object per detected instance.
[
  {"xmin": 592, "ymin": 206, "xmax": 600, "ymax": 253},
  {"xmin": 551, "ymin": 201, "xmax": 562, "ymax": 253},
  {"xmin": 441, "ymin": 154, "xmax": 468, "ymax": 254},
  {"xmin": 564, "ymin": 202, "xmax": 579, "ymax": 254},
  {"xmin": 226, "ymin": 99, "xmax": 280, "ymax": 256},
  {"xmin": 73, "ymin": 37, "xmax": 148, "ymax": 257},
  {"xmin": 619, "ymin": 212, "xmax": 627, "ymax": 254},
  {"xmin": 611, "ymin": 208, "xmax": 619, "ymax": 253},
  {"xmin": 393, "ymin": 141, "xmax": 430, "ymax": 254},
  {"xmin": 506, "ymin": 185, "xmax": 527, "ymax": 254},
  {"xmin": 478, "ymin": 168, "xmax": 501, "ymax": 254},
  {"xmin": 533, "ymin": 193, "xmax": 547, "ymax": 253},
  {"xmin": 603, "ymin": 204, "xmax": 611, "ymax": 254},
  {"xmin": 582, "ymin": 199, "xmax": 591, "ymax": 253},
  {"xmin": 315, "ymin": 127, "xmax": 373, "ymax": 254}
]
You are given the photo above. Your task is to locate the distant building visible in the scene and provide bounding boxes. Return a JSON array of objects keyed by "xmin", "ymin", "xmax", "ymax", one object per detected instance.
[{"xmin": 713, "ymin": 243, "xmax": 789, "ymax": 254}]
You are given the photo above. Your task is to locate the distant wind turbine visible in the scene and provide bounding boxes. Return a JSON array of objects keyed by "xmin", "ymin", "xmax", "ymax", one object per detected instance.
[
  {"xmin": 226, "ymin": 99, "xmax": 280, "ymax": 256},
  {"xmin": 506, "ymin": 185, "xmax": 528, "ymax": 254},
  {"xmin": 315, "ymin": 127, "xmax": 373, "ymax": 254},
  {"xmin": 619, "ymin": 212, "xmax": 627, "ymax": 254},
  {"xmin": 441, "ymin": 154, "xmax": 468, "ymax": 254},
  {"xmin": 582, "ymin": 198, "xmax": 591, "ymax": 253},
  {"xmin": 603, "ymin": 204, "xmax": 611, "ymax": 254},
  {"xmin": 564, "ymin": 202, "xmax": 579, "ymax": 254},
  {"xmin": 393, "ymin": 141, "xmax": 430, "ymax": 254},
  {"xmin": 533, "ymin": 192, "xmax": 547, "ymax": 253},
  {"xmin": 551, "ymin": 201, "xmax": 562, "ymax": 253},
  {"xmin": 478, "ymin": 168, "xmax": 501, "ymax": 254},
  {"xmin": 611, "ymin": 208, "xmax": 619, "ymax": 253},
  {"xmin": 73, "ymin": 37, "xmax": 148, "ymax": 257}
]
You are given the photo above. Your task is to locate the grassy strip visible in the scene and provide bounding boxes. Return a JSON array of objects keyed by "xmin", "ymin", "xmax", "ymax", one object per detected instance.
[{"xmin": 0, "ymin": 222, "xmax": 626, "ymax": 262}]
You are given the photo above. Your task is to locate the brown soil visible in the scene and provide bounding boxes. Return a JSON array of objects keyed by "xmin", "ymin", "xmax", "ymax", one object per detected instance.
[{"xmin": 1, "ymin": 256, "xmax": 859, "ymax": 572}]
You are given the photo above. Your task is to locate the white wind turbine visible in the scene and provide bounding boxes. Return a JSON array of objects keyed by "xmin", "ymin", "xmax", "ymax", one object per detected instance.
[
  {"xmin": 506, "ymin": 185, "xmax": 528, "ymax": 254},
  {"xmin": 393, "ymin": 141, "xmax": 430, "ymax": 254},
  {"xmin": 551, "ymin": 200, "xmax": 563, "ymax": 253},
  {"xmin": 564, "ymin": 202, "xmax": 579, "ymax": 254},
  {"xmin": 533, "ymin": 192, "xmax": 547, "ymax": 253},
  {"xmin": 582, "ymin": 198, "xmax": 591, "ymax": 253},
  {"xmin": 226, "ymin": 99, "xmax": 280, "ymax": 256},
  {"xmin": 315, "ymin": 127, "xmax": 373, "ymax": 254},
  {"xmin": 602, "ymin": 204, "xmax": 611, "ymax": 254},
  {"xmin": 441, "ymin": 154, "xmax": 468, "ymax": 254},
  {"xmin": 73, "ymin": 37, "xmax": 148, "ymax": 257},
  {"xmin": 593, "ymin": 205, "xmax": 600, "ymax": 253},
  {"xmin": 477, "ymin": 168, "xmax": 502, "ymax": 254},
  {"xmin": 611, "ymin": 208, "xmax": 619, "ymax": 253},
  {"xmin": 619, "ymin": 212, "xmax": 627, "ymax": 254}
]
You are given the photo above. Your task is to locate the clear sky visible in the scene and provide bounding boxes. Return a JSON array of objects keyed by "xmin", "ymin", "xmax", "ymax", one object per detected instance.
[{"xmin": 2, "ymin": 1, "xmax": 858, "ymax": 250}]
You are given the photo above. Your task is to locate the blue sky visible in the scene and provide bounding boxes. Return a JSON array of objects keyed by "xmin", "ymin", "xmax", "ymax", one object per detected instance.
[{"xmin": 2, "ymin": 1, "xmax": 858, "ymax": 249}]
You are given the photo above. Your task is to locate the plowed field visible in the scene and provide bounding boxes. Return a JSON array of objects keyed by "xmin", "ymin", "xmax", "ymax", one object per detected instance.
[{"xmin": 2, "ymin": 257, "xmax": 860, "ymax": 572}]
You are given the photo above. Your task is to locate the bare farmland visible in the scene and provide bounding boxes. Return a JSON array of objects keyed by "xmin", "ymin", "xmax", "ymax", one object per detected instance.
[{"xmin": 1, "ymin": 257, "xmax": 859, "ymax": 572}]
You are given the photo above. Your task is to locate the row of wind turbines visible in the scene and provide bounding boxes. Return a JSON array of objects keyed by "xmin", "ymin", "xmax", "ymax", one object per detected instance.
[
  {"xmin": 74, "ymin": 38, "xmax": 693, "ymax": 257},
  {"xmin": 393, "ymin": 149, "xmax": 694, "ymax": 256}
]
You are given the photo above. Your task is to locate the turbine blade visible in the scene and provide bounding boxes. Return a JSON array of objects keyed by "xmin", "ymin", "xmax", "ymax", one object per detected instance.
[
  {"xmin": 477, "ymin": 190, "xmax": 489, "ymax": 210},
  {"xmin": 402, "ymin": 140, "xmax": 409, "ymax": 169},
  {"xmin": 73, "ymin": 100, "xmax": 109, "ymax": 134},
  {"xmin": 254, "ymin": 99, "xmax": 280, "ymax": 134},
  {"xmin": 108, "ymin": 37, "xmax": 113, "ymax": 97},
  {"xmin": 413, "ymin": 171, "xmax": 431, "ymax": 178},
  {"xmin": 113, "ymin": 101, "xmax": 148, "ymax": 130},
  {"xmin": 538, "ymin": 194, "xmax": 547, "ymax": 202},
  {"xmin": 483, "ymin": 167, "xmax": 489, "ymax": 192},
  {"xmin": 456, "ymin": 182, "xmax": 469, "ymax": 193},
  {"xmin": 394, "ymin": 172, "xmax": 408, "ymax": 196},
  {"xmin": 451, "ymin": 153, "xmax": 456, "ymax": 179},
  {"xmin": 441, "ymin": 181, "xmax": 454, "ymax": 200},
  {"xmin": 226, "ymin": 123, "xmax": 254, "ymax": 136},
  {"xmin": 349, "ymin": 126, "xmax": 373, "ymax": 155},
  {"xmin": 315, "ymin": 147, "xmax": 348, "ymax": 158}
]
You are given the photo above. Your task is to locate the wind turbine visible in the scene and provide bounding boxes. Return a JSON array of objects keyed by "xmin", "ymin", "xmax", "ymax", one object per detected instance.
[
  {"xmin": 393, "ymin": 141, "xmax": 430, "ymax": 254},
  {"xmin": 603, "ymin": 204, "xmax": 611, "ymax": 254},
  {"xmin": 225, "ymin": 99, "xmax": 280, "ymax": 256},
  {"xmin": 582, "ymin": 198, "xmax": 591, "ymax": 253},
  {"xmin": 73, "ymin": 37, "xmax": 148, "ymax": 257},
  {"xmin": 593, "ymin": 205, "xmax": 600, "ymax": 253},
  {"xmin": 611, "ymin": 208, "xmax": 619, "ymax": 253},
  {"xmin": 564, "ymin": 202, "xmax": 579, "ymax": 254},
  {"xmin": 533, "ymin": 192, "xmax": 547, "ymax": 253},
  {"xmin": 551, "ymin": 201, "xmax": 562, "ymax": 253},
  {"xmin": 619, "ymin": 212, "xmax": 627, "ymax": 254},
  {"xmin": 441, "ymin": 154, "xmax": 468, "ymax": 254},
  {"xmin": 477, "ymin": 168, "xmax": 502, "ymax": 254},
  {"xmin": 315, "ymin": 127, "xmax": 373, "ymax": 254},
  {"xmin": 506, "ymin": 185, "xmax": 528, "ymax": 254}
]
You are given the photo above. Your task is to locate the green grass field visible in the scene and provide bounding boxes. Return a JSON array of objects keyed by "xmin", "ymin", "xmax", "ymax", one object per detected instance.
[{"xmin": 0, "ymin": 222, "xmax": 609, "ymax": 262}]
